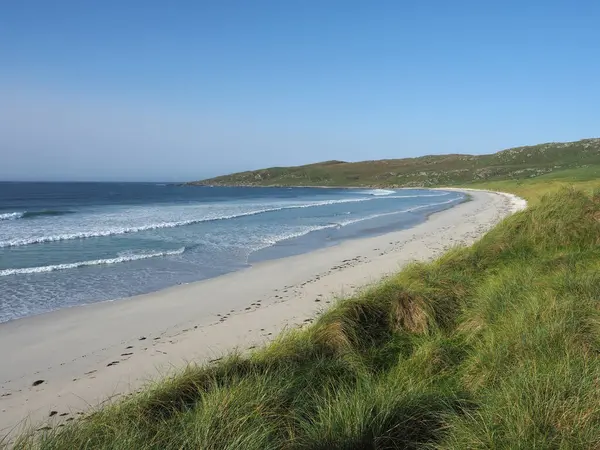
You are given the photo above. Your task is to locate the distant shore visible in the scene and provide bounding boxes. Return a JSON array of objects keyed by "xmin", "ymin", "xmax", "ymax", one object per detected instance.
[
  {"xmin": 184, "ymin": 183, "xmax": 437, "ymax": 190},
  {"xmin": 184, "ymin": 182, "xmax": 385, "ymax": 189},
  {"xmin": 0, "ymin": 189, "xmax": 526, "ymax": 437}
]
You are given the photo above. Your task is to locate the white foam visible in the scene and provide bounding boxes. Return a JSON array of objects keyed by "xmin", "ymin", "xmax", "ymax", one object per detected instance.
[
  {"xmin": 0, "ymin": 247, "xmax": 186, "ymax": 277},
  {"xmin": 0, "ymin": 212, "xmax": 23, "ymax": 221}
]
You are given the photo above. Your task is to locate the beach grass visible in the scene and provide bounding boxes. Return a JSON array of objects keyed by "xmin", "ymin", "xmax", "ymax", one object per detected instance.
[{"xmin": 12, "ymin": 185, "xmax": 600, "ymax": 449}]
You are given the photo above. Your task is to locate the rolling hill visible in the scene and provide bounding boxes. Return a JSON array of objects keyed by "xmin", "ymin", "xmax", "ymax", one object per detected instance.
[{"xmin": 191, "ymin": 138, "xmax": 600, "ymax": 187}]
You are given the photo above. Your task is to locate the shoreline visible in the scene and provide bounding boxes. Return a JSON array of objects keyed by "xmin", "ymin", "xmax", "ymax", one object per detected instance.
[
  {"xmin": 0, "ymin": 189, "xmax": 465, "ymax": 326},
  {"xmin": 0, "ymin": 189, "xmax": 526, "ymax": 438}
]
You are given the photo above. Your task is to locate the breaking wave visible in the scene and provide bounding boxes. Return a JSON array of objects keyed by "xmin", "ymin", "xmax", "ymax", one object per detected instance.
[
  {"xmin": 0, "ymin": 212, "xmax": 23, "ymax": 221},
  {"xmin": 0, "ymin": 247, "xmax": 186, "ymax": 277},
  {"xmin": 0, "ymin": 210, "xmax": 75, "ymax": 221}
]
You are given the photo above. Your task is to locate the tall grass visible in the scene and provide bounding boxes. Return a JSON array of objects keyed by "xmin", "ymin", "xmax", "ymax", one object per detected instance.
[{"xmin": 13, "ymin": 188, "xmax": 600, "ymax": 449}]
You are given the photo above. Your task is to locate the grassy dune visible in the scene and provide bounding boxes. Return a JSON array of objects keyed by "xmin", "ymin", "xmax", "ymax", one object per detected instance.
[{"xmin": 14, "ymin": 183, "xmax": 600, "ymax": 448}]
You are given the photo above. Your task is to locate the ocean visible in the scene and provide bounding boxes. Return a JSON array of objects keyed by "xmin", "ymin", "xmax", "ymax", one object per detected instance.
[{"xmin": 0, "ymin": 182, "xmax": 465, "ymax": 323}]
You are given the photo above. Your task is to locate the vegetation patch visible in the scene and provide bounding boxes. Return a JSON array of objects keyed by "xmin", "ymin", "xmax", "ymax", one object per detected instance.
[{"xmin": 191, "ymin": 138, "xmax": 600, "ymax": 188}]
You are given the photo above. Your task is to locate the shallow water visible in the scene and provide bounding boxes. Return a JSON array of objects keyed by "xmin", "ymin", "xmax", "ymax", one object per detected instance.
[{"xmin": 0, "ymin": 182, "xmax": 464, "ymax": 322}]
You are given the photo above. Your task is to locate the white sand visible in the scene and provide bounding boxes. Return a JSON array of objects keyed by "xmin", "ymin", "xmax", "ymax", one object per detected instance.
[{"xmin": 0, "ymin": 189, "xmax": 526, "ymax": 437}]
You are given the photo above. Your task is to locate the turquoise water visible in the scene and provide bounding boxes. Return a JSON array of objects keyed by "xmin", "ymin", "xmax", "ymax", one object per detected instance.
[{"xmin": 0, "ymin": 183, "xmax": 464, "ymax": 323}]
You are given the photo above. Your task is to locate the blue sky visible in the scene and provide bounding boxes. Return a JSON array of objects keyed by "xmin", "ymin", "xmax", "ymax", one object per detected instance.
[{"xmin": 1, "ymin": 1, "xmax": 599, "ymax": 181}]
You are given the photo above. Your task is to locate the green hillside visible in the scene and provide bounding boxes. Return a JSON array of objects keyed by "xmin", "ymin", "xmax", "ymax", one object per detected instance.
[{"xmin": 191, "ymin": 138, "xmax": 600, "ymax": 187}]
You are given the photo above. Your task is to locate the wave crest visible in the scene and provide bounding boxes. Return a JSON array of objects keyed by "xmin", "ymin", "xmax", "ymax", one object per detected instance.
[
  {"xmin": 0, "ymin": 212, "xmax": 23, "ymax": 221},
  {"xmin": 0, "ymin": 247, "xmax": 186, "ymax": 277},
  {"xmin": 0, "ymin": 210, "xmax": 75, "ymax": 221}
]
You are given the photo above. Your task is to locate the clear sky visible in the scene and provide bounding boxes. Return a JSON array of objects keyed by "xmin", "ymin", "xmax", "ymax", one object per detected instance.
[{"xmin": 1, "ymin": 1, "xmax": 599, "ymax": 181}]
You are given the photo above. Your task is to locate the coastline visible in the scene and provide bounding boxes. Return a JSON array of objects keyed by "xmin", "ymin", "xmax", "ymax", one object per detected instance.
[
  {"xmin": 186, "ymin": 183, "xmax": 433, "ymax": 189},
  {"xmin": 0, "ymin": 189, "xmax": 526, "ymax": 437},
  {"xmin": 0, "ymin": 186, "xmax": 464, "ymax": 325}
]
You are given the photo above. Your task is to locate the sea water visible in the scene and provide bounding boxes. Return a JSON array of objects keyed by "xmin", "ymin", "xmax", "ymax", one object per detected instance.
[{"xmin": 0, "ymin": 182, "xmax": 465, "ymax": 322}]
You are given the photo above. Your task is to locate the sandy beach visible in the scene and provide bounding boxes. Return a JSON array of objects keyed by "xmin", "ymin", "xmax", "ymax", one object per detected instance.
[{"xmin": 0, "ymin": 189, "xmax": 526, "ymax": 438}]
